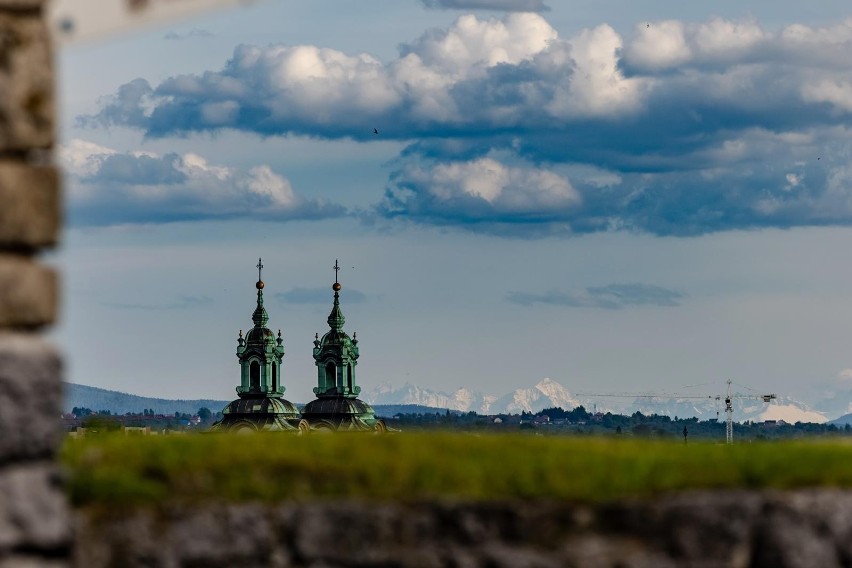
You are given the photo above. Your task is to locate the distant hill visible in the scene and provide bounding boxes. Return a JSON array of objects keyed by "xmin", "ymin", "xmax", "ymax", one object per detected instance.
[
  {"xmin": 830, "ymin": 413, "xmax": 852, "ymax": 427},
  {"xmin": 63, "ymin": 383, "xmax": 449, "ymax": 418},
  {"xmin": 64, "ymin": 383, "xmax": 230, "ymax": 416}
]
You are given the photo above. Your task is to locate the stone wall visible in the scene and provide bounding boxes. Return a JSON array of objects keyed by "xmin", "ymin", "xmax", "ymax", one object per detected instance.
[
  {"xmin": 73, "ymin": 490, "xmax": 852, "ymax": 568},
  {"xmin": 0, "ymin": 1, "xmax": 70, "ymax": 565}
]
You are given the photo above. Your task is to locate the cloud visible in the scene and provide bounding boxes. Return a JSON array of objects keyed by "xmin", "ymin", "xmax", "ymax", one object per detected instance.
[
  {"xmin": 164, "ymin": 29, "xmax": 214, "ymax": 41},
  {"xmin": 103, "ymin": 295, "xmax": 214, "ymax": 310},
  {"xmin": 61, "ymin": 139, "xmax": 345, "ymax": 226},
  {"xmin": 79, "ymin": 14, "xmax": 852, "ymax": 235},
  {"xmin": 275, "ymin": 287, "xmax": 366, "ymax": 304},
  {"xmin": 419, "ymin": 0, "xmax": 549, "ymax": 13},
  {"xmin": 507, "ymin": 283, "xmax": 684, "ymax": 309},
  {"xmin": 380, "ymin": 158, "xmax": 580, "ymax": 227},
  {"xmin": 77, "ymin": 13, "xmax": 561, "ymax": 137},
  {"xmin": 838, "ymin": 369, "xmax": 852, "ymax": 381}
]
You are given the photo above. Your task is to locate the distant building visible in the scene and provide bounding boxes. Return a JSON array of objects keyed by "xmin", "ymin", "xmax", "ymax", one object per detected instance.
[{"xmin": 210, "ymin": 259, "xmax": 300, "ymax": 432}]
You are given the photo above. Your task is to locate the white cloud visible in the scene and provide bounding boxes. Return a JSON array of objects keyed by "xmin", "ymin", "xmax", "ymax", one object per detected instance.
[
  {"xmin": 627, "ymin": 20, "xmax": 691, "ymax": 70},
  {"xmin": 801, "ymin": 80, "xmax": 852, "ymax": 113},
  {"xmin": 60, "ymin": 139, "xmax": 342, "ymax": 225},
  {"xmin": 548, "ymin": 24, "xmax": 643, "ymax": 118},
  {"xmin": 838, "ymin": 369, "xmax": 852, "ymax": 381},
  {"xmin": 380, "ymin": 158, "xmax": 582, "ymax": 227},
  {"xmin": 390, "ymin": 157, "xmax": 579, "ymax": 215}
]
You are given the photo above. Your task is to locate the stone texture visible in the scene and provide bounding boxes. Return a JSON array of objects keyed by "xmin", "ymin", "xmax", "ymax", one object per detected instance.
[
  {"xmin": 0, "ymin": 10, "xmax": 53, "ymax": 151},
  {"xmin": 0, "ymin": 1, "xmax": 46, "ymax": 11},
  {"xmin": 0, "ymin": 161, "xmax": 59, "ymax": 248},
  {"xmin": 71, "ymin": 490, "xmax": 852, "ymax": 568},
  {"xmin": 0, "ymin": 333, "xmax": 61, "ymax": 462},
  {"xmin": 0, "ymin": 255, "xmax": 57, "ymax": 328},
  {"xmin": 0, "ymin": 558, "xmax": 68, "ymax": 568},
  {"xmin": 0, "ymin": 462, "xmax": 69, "ymax": 556}
]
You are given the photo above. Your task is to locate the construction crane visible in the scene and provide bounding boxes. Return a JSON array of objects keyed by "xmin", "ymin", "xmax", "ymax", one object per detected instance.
[
  {"xmin": 717, "ymin": 379, "xmax": 776, "ymax": 444},
  {"xmin": 577, "ymin": 380, "xmax": 776, "ymax": 444}
]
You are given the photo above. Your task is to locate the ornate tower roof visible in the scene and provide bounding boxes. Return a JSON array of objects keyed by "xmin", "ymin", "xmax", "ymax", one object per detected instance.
[
  {"xmin": 301, "ymin": 259, "xmax": 385, "ymax": 432},
  {"xmin": 211, "ymin": 258, "xmax": 299, "ymax": 432},
  {"xmin": 235, "ymin": 258, "xmax": 286, "ymax": 397},
  {"xmin": 311, "ymin": 260, "xmax": 360, "ymax": 399}
]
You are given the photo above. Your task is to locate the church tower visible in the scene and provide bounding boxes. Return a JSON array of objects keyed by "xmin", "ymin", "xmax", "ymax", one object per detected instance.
[
  {"xmin": 300, "ymin": 261, "xmax": 386, "ymax": 432},
  {"xmin": 211, "ymin": 259, "xmax": 300, "ymax": 432}
]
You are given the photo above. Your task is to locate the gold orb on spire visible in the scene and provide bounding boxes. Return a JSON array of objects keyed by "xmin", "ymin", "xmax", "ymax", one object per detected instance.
[
  {"xmin": 332, "ymin": 282, "xmax": 342, "ymax": 292},
  {"xmin": 256, "ymin": 280, "xmax": 265, "ymax": 290}
]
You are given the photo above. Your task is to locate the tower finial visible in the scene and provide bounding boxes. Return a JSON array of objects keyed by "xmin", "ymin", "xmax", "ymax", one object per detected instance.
[
  {"xmin": 256, "ymin": 257, "xmax": 264, "ymax": 289},
  {"xmin": 332, "ymin": 259, "xmax": 342, "ymax": 292}
]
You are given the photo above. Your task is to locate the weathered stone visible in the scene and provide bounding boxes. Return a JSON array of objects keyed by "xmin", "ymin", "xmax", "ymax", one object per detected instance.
[
  {"xmin": 0, "ymin": 255, "xmax": 57, "ymax": 328},
  {"xmin": 0, "ymin": 11, "xmax": 53, "ymax": 151},
  {"xmin": 0, "ymin": 557, "xmax": 68, "ymax": 568},
  {"xmin": 0, "ymin": 462, "xmax": 69, "ymax": 554},
  {"xmin": 622, "ymin": 492, "xmax": 760, "ymax": 565},
  {"xmin": 170, "ymin": 504, "xmax": 274, "ymax": 567},
  {"xmin": 0, "ymin": 1, "xmax": 46, "ymax": 11},
  {"xmin": 0, "ymin": 162, "xmax": 59, "ymax": 248},
  {"xmin": 751, "ymin": 504, "xmax": 842, "ymax": 568},
  {"xmin": 72, "ymin": 510, "xmax": 165, "ymax": 568},
  {"xmin": 0, "ymin": 333, "xmax": 61, "ymax": 461}
]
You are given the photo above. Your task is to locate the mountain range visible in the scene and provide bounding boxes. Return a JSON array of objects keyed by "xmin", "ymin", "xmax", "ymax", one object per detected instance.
[
  {"xmin": 65, "ymin": 378, "xmax": 835, "ymax": 423},
  {"xmin": 63, "ymin": 383, "xmax": 450, "ymax": 418},
  {"xmin": 364, "ymin": 378, "xmax": 832, "ymax": 423}
]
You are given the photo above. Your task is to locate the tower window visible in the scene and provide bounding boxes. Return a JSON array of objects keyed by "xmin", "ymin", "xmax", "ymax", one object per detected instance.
[
  {"xmin": 250, "ymin": 361, "xmax": 260, "ymax": 389},
  {"xmin": 325, "ymin": 362, "xmax": 336, "ymax": 388},
  {"xmin": 272, "ymin": 363, "xmax": 278, "ymax": 391}
]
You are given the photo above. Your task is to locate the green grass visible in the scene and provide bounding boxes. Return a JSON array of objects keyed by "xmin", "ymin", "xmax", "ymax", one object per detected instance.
[{"xmin": 61, "ymin": 433, "xmax": 852, "ymax": 508}]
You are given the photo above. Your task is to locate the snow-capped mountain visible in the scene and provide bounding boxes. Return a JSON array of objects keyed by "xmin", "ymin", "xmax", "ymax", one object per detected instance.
[
  {"xmin": 365, "ymin": 378, "xmax": 828, "ymax": 422},
  {"xmin": 493, "ymin": 378, "xmax": 581, "ymax": 414},
  {"xmin": 366, "ymin": 382, "xmax": 497, "ymax": 414},
  {"xmin": 366, "ymin": 378, "xmax": 574, "ymax": 414},
  {"xmin": 625, "ymin": 395, "xmax": 827, "ymax": 423}
]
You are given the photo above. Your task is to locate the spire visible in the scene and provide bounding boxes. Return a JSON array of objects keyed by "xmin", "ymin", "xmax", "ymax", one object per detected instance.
[
  {"xmin": 327, "ymin": 259, "xmax": 345, "ymax": 331},
  {"xmin": 252, "ymin": 257, "xmax": 269, "ymax": 327}
]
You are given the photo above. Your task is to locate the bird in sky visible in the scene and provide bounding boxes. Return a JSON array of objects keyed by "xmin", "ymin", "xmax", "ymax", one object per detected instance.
[
  {"xmin": 373, "ymin": 128, "xmax": 378, "ymax": 134},
  {"xmin": 646, "ymin": 23, "xmax": 650, "ymax": 28}
]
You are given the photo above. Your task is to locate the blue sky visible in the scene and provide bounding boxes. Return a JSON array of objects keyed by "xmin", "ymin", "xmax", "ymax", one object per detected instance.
[{"xmin": 52, "ymin": 0, "xmax": 852, "ymax": 413}]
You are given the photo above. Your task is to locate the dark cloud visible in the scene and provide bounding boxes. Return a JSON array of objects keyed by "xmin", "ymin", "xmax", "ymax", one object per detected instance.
[
  {"xmin": 507, "ymin": 283, "xmax": 684, "ymax": 309},
  {"xmin": 419, "ymin": 0, "xmax": 549, "ymax": 12},
  {"xmin": 88, "ymin": 153, "xmax": 187, "ymax": 185},
  {"xmin": 275, "ymin": 287, "xmax": 366, "ymax": 304},
  {"xmin": 62, "ymin": 139, "xmax": 346, "ymax": 226},
  {"xmin": 103, "ymin": 295, "xmax": 214, "ymax": 310},
  {"xmin": 78, "ymin": 14, "xmax": 852, "ymax": 236}
]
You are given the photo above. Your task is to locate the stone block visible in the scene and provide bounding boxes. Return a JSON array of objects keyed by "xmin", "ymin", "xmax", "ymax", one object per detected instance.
[
  {"xmin": 0, "ymin": 255, "xmax": 57, "ymax": 328},
  {"xmin": 0, "ymin": 162, "xmax": 59, "ymax": 248},
  {"xmin": 0, "ymin": 333, "xmax": 61, "ymax": 462},
  {"xmin": 0, "ymin": 10, "xmax": 53, "ymax": 151},
  {"xmin": 0, "ymin": 462, "xmax": 69, "ymax": 556},
  {"xmin": 0, "ymin": 1, "xmax": 46, "ymax": 11}
]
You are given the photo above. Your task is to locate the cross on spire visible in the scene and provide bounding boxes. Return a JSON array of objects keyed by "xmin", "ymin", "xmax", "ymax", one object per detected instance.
[
  {"xmin": 257, "ymin": 257, "xmax": 263, "ymax": 282},
  {"xmin": 333, "ymin": 259, "xmax": 340, "ymax": 284}
]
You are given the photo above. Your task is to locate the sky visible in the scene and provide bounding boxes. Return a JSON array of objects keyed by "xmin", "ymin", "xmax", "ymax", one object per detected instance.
[{"xmin": 52, "ymin": 0, "xmax": 852, "ymax": 415}]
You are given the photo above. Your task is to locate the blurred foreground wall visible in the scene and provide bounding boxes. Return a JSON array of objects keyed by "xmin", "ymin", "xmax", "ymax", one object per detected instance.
[
  {"xmin": 0, "ymin": 0, "xmax": 69, "ymax": 565},
  {"xmin": 74, "ymin": 490, "xmax": 852, "ymax": 568}
]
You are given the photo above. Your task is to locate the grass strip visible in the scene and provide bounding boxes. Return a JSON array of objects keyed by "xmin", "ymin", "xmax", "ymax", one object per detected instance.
[{"xmin": 61, "ymin": 433, "xmax": 852, "ymax": 508}]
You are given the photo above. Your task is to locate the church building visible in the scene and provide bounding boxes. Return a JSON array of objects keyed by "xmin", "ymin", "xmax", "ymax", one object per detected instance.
[
  {"xmin": 300, "ymin": 260, "xmax": 387, "ymax": 433},
  {"xmin": 210, "ymin": 259, "xmax": 301, "ymax": 432}
]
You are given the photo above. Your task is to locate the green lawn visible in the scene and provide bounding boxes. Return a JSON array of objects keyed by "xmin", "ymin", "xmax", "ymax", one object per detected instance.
[{"xmin": 61, "ymin": 433, "xmax": 852, "ymax": 508}]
